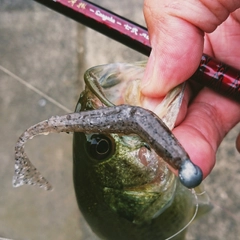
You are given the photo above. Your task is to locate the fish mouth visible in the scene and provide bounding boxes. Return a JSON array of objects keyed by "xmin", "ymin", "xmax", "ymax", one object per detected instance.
[
  {"xmin": 84, "ymin": 62, "xmax": 184, "ymax": 129},
  {"xmin": 84, "ymin": 62, "xmax": 177, "ymax": 187},
  {"xmin": 83, "ymin": 62, "xmax": 145, "ymax": 107}
]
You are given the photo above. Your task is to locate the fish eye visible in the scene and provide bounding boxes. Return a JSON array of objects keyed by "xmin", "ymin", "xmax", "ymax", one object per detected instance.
[{"xmin": 86, "ymin": 134, "xmax": 115, "ymax": 161}]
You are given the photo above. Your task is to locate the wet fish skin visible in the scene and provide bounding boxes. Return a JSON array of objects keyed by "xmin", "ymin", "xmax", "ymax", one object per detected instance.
[
  {"xmin": 72, "ymin": 62, "xmax": 201, "ymax": 240},
  {"xmin": 73, "ymin": 132, "xmax": 195, "ymax": 240}
]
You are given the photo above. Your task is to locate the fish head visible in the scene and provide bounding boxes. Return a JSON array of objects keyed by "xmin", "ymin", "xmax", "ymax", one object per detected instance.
[
  {"xmin": 12, "ymin": 60, "xmax": 209, "ymax": 239},
  {"xmin": 73, "ymin": 62, "xmax": 187, "ymax": 224}
]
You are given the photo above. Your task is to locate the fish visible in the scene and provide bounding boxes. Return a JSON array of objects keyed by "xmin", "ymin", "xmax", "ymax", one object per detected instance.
[{"xmin": 13, "ymin": 62, "xmax": 211, "ymax": 240}]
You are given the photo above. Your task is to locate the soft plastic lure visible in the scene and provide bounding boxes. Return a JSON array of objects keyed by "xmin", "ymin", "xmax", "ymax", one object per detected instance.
[{"xmin": 14, "ymin": 103, "xmax": 202, "ymax": 190}]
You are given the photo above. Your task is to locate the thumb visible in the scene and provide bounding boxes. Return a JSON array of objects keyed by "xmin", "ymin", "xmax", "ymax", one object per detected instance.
[{"xmin": 142, "ymin": 0, "xmax": 239, "ymax": 98}]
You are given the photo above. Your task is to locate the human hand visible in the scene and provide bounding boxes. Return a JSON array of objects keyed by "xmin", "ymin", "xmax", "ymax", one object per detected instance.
[{"xmin": 142, "ymin": 0, "xmax": 240, "ymax": 178}]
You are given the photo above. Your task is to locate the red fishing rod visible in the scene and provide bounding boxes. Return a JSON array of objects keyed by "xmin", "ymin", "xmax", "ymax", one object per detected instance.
[{"xmin": 34, "ymin": 0, "xmax": 240, "ymax": 102}]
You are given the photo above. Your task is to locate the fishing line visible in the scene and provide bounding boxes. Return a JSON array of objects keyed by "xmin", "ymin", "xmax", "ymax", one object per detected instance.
[
  {"xmin": 165, "ymin": 188, "xmax": 199, "ymax": 240},
  {"xmin": 0, "ymin": 65, "xmax": 71, "ymax": 113}
]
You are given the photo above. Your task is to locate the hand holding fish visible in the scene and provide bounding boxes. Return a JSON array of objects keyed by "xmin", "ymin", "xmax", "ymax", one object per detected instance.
[{"xmin": 142, "ymin": 0, "xmax": 240, "ymax": 178}]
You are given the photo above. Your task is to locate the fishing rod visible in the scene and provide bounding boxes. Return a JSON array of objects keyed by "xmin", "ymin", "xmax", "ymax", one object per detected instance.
[{"xmin": 34, "ymin": 0, "xmax": 240, "ymax": 102}]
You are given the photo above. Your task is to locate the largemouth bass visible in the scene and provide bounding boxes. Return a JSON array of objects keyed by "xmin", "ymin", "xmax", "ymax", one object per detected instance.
[
  {"xmin": 73, "ymin": 62, "xmax": 210, "ymax": 240},
  {"xmin": 13, "ymin": 62, "xmax": 211, "ymax": 240}
]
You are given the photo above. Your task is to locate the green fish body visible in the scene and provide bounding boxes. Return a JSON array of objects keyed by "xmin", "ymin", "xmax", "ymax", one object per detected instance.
[
  {"xmin": 12, "ymin": 62, "xmax": 211, "ymax": 239},
  {"xmin": 73, "ymin": 62, "xmax": 210, "ymax": 240}
]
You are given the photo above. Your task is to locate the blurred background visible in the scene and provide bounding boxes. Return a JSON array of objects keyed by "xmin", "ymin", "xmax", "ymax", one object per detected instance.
[{"xmin": 0, "ymin": 0, "xmax": 239, "ymax": 239}]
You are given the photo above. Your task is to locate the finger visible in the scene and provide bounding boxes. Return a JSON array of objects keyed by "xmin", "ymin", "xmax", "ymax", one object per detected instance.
[
  {"xmin": 142, "ymin": 0, "xmax": 240, "ymax": 97},
  {"xmin": 173, "ymin": 89, "xmax": 240, "ymax": 178},
  {"xmin": 232, "ymin": 7, "xmax": 240, "ymax": 23},
  {"xmin": 142, "ymin": 82, "xmax": 193, "ymax": 126},
  {"xmin": 204, "ymin": 11, "xmax": 240, "ymax": 68}
]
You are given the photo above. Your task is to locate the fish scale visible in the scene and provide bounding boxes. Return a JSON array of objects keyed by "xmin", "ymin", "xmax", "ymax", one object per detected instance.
[{"xmin": 13, "ymin": 62, "xmax": 211, "ymax": 240}]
